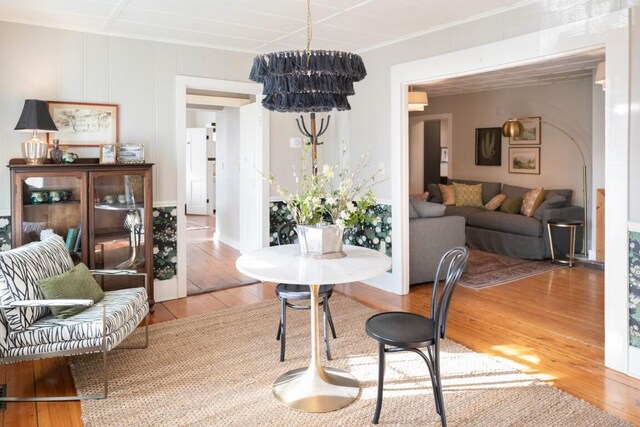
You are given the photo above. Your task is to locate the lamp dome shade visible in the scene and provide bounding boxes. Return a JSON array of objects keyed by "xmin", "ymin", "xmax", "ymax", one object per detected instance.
[
  {"xmin": 502, "ymin": 118, "xmax": 523, "ymax": 137},
  {"xmin": 14, "ymin": 99, "xmax": 58, "ymax": 132},
  {"xmin": 408, "ymin": 91, "xmax": 428, "ymax": 105}
]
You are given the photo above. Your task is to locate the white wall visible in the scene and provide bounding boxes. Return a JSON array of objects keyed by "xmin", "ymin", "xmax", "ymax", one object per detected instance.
[
  {"xmin": 215, "ymin": 108, "xmax": 240, "ymax": 247},
  {"xmin": 186, "ymin": 109, "xmax": 216, "ymax": 129},
  {"xmin": 0, "ymin": 20, "xmax": 310, "ymax": 215}
]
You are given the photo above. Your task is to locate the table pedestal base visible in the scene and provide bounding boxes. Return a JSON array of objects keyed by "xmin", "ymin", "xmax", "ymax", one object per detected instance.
[{"xmin": 273, "ymin": 366, "xmax": 359, "ymax": 413}]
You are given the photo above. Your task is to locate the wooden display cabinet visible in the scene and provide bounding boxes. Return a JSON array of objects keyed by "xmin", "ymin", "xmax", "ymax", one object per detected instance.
[{"xmin": 8, "ymin": 159, "xmax": 154, "ymax": 305}]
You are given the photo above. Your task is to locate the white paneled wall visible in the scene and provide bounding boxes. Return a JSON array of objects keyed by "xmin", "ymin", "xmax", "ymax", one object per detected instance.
[{"xmin": 0, "ymin": 20, "xmax": 333, "ymax": 214}]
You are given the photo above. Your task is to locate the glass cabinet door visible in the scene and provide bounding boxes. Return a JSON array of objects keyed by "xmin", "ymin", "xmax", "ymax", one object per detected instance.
[
  {"xmin": 90, "ymin": 172, "xmax": 148, "ymax": 276},
  {"xmin": 17, "ymin": 172, "xmax": 86, "ymax": 263}
]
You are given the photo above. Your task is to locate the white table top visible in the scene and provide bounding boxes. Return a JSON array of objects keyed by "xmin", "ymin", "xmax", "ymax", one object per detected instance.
[{"xmin": 236, "ymin": 244, "xmax": 391, "ymax": 285}]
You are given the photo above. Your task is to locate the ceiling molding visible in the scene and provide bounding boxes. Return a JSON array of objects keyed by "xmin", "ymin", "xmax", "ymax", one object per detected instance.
[{"xmin": 103, "ymin": 0, "xmax": 133, "ymax": 31}]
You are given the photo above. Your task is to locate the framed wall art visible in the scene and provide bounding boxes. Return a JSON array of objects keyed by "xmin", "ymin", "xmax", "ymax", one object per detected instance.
[
  {"xmin": 509, "ymin": 147, "xmax": 540, "ymax": 174},
  {"xmin": 47, "ymin": 101, "xmax": 119, "ymax": 147},
  {"xmin": 510, "ymin": 116, "xmax": 541, "ymax": 145},
  {"xmin": 475, "ymin": 127, "xmax": 502, "ymax": 166},
  {"xmin": 117, "ymin": 143, "xmax": 145, "ymax": 164},
  {"xmin": 99, "ymin": 144, "xmax": 117, "ymax": 164}
]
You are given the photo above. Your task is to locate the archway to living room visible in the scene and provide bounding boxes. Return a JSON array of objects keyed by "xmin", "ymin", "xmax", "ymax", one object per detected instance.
[{"xmin": 389, "ymin": 9, "xmax": 631, "ymax": 384}]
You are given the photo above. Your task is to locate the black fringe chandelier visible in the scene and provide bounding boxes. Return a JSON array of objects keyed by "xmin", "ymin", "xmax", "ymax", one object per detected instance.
[{"xmin": 249, "ymin": 0, "xmax": 367, "ymax": 113}]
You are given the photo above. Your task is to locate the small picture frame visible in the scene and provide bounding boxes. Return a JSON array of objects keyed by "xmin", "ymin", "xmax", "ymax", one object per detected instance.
[
  {"xmin": 116, "ymin": 143, "xmax": 145, "ymax": 164},
  {"xmin": 441, "ymin": 147, "xmax": 449, "ymax": 163},
  {"xmin": 99, "ymin": 144, "xmax": 116, "ymax": 164},
  {"xmin": 510, "ymin": 116, "xmax": 541, "ymax": 145},
  {"xmin": 509, "ymin": 147, "xmax": 540, "ymax": 174},
  {"xmin": 475, "ymin": 127, "xmax": 502, "ymax": 166}
]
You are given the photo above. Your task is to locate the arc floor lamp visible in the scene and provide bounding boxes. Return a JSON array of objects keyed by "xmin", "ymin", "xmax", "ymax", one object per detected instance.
[{"xmin": 502, "ymin": 118, "xmax": 588, "ymax": 256}]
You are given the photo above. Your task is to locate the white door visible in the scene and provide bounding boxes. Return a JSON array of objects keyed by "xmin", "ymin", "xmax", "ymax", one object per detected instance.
[
  {"xmin": 186, "ymin": 128, "xmax": 208, "ymax": 215},
  {"xmin": 238, "ymin": 103, "xmax": 268, "ymax": 253}
]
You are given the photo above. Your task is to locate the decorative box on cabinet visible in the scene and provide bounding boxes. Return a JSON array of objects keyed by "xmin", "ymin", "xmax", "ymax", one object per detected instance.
[{"xmin": 8, "ymin": 159, "xmax": 154, "ymax": 305}]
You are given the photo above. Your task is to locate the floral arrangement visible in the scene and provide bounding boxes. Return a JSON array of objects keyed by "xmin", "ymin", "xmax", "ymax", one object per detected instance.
[{"xmin": 267, "ymin": 142, "xmax": 382, "ymax": 229}]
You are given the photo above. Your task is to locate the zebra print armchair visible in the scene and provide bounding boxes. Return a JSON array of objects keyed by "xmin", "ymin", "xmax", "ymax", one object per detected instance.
[{"xmin": 0, "ymin": 235, "xmax": 149, "ymax": 403}]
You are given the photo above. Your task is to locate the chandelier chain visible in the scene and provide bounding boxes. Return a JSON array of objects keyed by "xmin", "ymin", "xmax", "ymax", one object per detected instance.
[{"xmin": 306, "ymin": 0, "xmax": 312, "ymax": 66}]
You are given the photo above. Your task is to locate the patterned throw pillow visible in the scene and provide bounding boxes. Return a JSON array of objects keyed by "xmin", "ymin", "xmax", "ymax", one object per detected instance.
[
  {"xmin": 485, "ymin": 194, "xmax": 507, "ymax": 211},
  {"xmin": 438, "ymin": 184, "xmax": 456, "ymax": 206},
  {"xmin": 453, "ymin": 183, "xmax": 483, "ymax": 207},
  {"xmin": 0, "ymin": 235, "xmax": 74, "ymax": 331},
  {"xmin": 521, "ymin": 187, "xmax": 545, "ymax": 217},
  {"xmin": 409, "ymin": 191, "xmax": 429, "ymax": 202}
]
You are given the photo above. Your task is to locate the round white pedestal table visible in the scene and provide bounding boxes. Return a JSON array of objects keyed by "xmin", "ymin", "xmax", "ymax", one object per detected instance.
[{"xmin": 236, "ymin": 244, "xmax": 391, "ymax": 413}]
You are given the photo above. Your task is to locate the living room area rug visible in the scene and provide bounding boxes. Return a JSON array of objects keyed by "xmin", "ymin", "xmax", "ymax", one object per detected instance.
[
  {"xmin": 459, "ymin": 248, "xmax": 565, "ymax": 289},
  {"xmin": 69, "ymin": 295, "xmax": 628, "ymax": 426}
]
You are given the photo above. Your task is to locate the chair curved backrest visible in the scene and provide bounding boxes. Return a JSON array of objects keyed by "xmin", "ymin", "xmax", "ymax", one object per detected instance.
[
  {"xmin": 277, "ymin": 222, "xmax": 298, "ymax": 245},
  {"xmin": 430, "ymin": 247, "xmax": 469, "ymax": 340}
]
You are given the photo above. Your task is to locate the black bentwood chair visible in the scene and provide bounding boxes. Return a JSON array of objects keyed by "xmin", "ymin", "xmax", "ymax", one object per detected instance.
[
  {"xmin": 365, "ymin": 246, "xmax": 468, "ymax": 426},
  {"xmin": 274, "ymin": 222, "xmax": 337, "ymax": 362}
]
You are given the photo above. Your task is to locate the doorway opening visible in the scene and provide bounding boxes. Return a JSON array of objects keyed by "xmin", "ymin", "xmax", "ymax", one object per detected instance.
[{"xmin": 175, "ymin": 77, "xmax": 269, "ymax": 300}]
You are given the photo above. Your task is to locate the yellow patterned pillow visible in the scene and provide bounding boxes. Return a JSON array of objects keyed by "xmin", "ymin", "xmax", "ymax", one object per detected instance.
[
  {"xmin": 521, "ymin": 187, "xmax": 545, "ymax": 217},
  {"xmin": 438, "ymin": 184, "xmax": 456, "ymax": 206},
  {"xmin": 485, "ymin": 194, "xmax": 506, "ymax": 211},
  {"xmin": 453, "ymin": 183, "xmax": 483, "ymax": 207}
]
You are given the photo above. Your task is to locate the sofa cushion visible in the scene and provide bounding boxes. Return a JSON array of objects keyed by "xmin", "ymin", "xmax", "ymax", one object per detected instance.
[
  {"xmin": 501, "ymin": 184, "xmax": 531, "ymax": 199},
  {"xmin": 37, "ymin": 263, "xmax": 105, "ymax": 319},
  {"xmin": 408, "ymin": 201, "xmax": 419, "ymax": 219},
  {"xmin": 521, "ymin": 187, "xmax": 545, "ymax": 217},
  {"xmin": 453, "ymin": 183, "xmax": 483, "ymax": 207},
  {"xmin": 533, "ymin": 194, "xmax": 567, "ymax": 220},
  {"xmin": 485, "ymin": 194, "xmax": 506, "ymax": 211},
  {"xmin": 444, "ymin": 206, "xmax": 485, "ymax": 219},
  {"xmin": 427, "ymin": 183, "xmax": 442, "ymax": 204},
  {"xmin": 499, "ymin": 197, "xmax": 523, "ymax": 214},
  {"xmin": 410, "ymin": 191, "xmax": 429, "ymax": 202},
  {"xmin": 410, "ymin": 199, "xmax": 446, "ymax": 218},
  {"xmin": 438, "ymin": 184, "xmax": 455, "ymax": 205},
  {"xmin": 546, "ymin": 189, "xmax": 573, "ymax": 204},
  {"xmin": 0, "ymin": 236, "xmax": 74, "ymax": 332},
  {"xmin": 451, "ymin": 179, "xmax": 501, "ymax": 205},
  {"xmin": 467, "ymin": 211, "xmax": 543, "ymax": 237}
]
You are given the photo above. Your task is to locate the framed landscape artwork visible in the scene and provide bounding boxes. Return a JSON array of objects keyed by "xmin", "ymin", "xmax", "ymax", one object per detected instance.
[
  {"xmin": 510, "ymin": 116, "xmax": 541, "ymax": 145},
  {"xmin": 475, "ymin": 127, "xmax": 502, "ymax": 166},
  {"xmin": 47, "ymin": 102, "xmax": 119, "ymax": 147},
  {"xmin": 509, "ymin": 147, "xmax": 540, "ymax": 174}
]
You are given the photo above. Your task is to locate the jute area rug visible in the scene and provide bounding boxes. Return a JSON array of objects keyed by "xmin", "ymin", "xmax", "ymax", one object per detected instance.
[
  {"xmin": 70, "ymin": 295, "xmax": 628, "ymax": 427},
  {"xmin": 459, "ymin": 248, "xmax": 565, "ymax": 289}
]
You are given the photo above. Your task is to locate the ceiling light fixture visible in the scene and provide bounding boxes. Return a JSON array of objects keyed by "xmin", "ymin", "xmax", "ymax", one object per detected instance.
[
  {"xmin": 408, "ymin": 89, "xmax": 429, "ymax": 112},
  {"xmin": 594, "ymin": 61, "xmax": 606, "ymax": 90},
  {"xmin": 248, "ymin": 0, "xmax": 366, "ymax": 174}
]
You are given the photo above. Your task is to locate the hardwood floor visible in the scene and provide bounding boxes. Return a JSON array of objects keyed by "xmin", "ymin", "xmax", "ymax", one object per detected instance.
[
  {"xmin": 4, "ymin": 265, "xmax": 640, "ymax": 426},
  {"xmin": 186, "ymin": 215, "xmax": 257, "ymax": 294}
]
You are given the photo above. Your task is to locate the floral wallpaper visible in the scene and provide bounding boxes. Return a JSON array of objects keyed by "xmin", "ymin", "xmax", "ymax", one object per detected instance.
[
  {"xmin": 153, "ymin": 207, "xmax": 177, "ymax": 281},
  {"xmin": 0, "ymin": 216, "xmax": 10, "ymax": 252},
  {"xmin": 269, "ymin": 201, "xmax": 392, "ymax": 257},
  {"xmin": 629, "ymin": 231, "xmax": 640, "ymax": 348}
]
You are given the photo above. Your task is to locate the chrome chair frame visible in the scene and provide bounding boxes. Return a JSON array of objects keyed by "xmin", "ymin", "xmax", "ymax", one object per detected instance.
[{"xmin": 0, "ymin": 270, "xmax": 149, "ymax": 404}]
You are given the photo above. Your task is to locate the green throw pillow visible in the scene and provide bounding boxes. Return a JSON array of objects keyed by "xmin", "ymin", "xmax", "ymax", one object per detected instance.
[
  {"xmin": 499, "ymin": 197, "xmax": 523, "ymax": 214},
  {"xmin": 37, "ymin": 263, "xmax": 105, "ymax": 319},
  {"xmin": 453, "ymin": 183, "xmax": 483, "ymax": 207}
]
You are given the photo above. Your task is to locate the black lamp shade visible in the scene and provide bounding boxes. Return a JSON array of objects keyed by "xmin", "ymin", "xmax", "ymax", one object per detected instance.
[{"xmin": 14, "ymin": 99, "xmax": 58, "ymax": 132}]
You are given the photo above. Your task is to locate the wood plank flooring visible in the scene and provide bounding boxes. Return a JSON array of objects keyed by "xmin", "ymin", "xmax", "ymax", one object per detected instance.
[
  {"xmin": 4, "ymin": 263, "xmax": 640, "ymax": 426},
  {"xmin": 186, "ymin": 215, "xmax": 258, "ymax": 294}
]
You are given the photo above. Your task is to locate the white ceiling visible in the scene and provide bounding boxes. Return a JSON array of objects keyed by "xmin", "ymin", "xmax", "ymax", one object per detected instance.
[
  {"xmin": 414, "ymin": 48, "xmax": 605, "ymax": 98},
  {"xmin": 0, "ymin": 0, "xmax": 532, "ymax": 53}
]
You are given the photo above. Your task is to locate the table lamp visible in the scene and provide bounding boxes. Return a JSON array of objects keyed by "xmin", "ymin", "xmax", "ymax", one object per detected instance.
[{"xmin": 14, "ymin": 99, "xmax": 58, "ymax": 164}]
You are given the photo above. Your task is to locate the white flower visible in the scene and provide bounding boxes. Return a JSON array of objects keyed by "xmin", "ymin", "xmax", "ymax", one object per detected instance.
[
  {"xmin": 170, "ymin": 256, "xmax": 177, "ymax": 263},
  {"xmin": 340, "ymin": 211, "xmax": 350, "ymax": 220},
  {"xmin": 0, "ymin": 218, "xmax": 8, "ymax": 228},
  {"xmin": 361, "ymin": 235, "xmax": 367, "ymax": 241},
  {"xmin": 153, "ymin": 247, "xmax": 159, "ymax": 255},
  {"xmin": 376, "ymin": 226, "xmax": 381, "ymax": 232},
  {"xmin": 373, "ymin": 238, "xmax": 379, "ymax": 244},
  {"xmin": 326, "ymin": 197, "xmax": 336, "ymax": 205},
  {"xmin": 153, "ymin": 211, "xmax": 160, "ymax": 217},
  {"xmin": 312, "ymin": 197, "xmax": 321, "ymax": 205},
  {"xmin": 348, "ymin": 204, "xmax": 357, "ymax": 213},
  {"xmin": 286, "ymin": 214, "xmax": 292, "ymax": 220},
  {"xmin": 385, "ymin": 236, "xmax": 391, "ymax": 242},
  {"xmin": 335, "ymin": 219, "xmax": 345, "ymax": 228},
  {"xmin": 272, "ymin": 206, "xmax": 278, "ymax": 211},
  {"xmin": 322, "ymin": 164, "xmax": 334, "ymax": 179},
  {"xmin": 170, "ymin": 208, "xmax": 177, "ymax": 216}
]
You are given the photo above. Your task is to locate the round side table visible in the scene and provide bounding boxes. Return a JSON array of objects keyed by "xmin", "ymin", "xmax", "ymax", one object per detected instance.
[{"xmin": 547, "ymin": 219, "xmax": 584, "ymax": 267}]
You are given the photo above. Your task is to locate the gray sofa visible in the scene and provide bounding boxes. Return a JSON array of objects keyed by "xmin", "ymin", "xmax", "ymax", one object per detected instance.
[
  {"xmin": 427, "ymin": 180, "xmax": 584, "ymax": 260},
  {"xmin": 409, "ymin": 203, "xmax": 465, "ymax": 284}
]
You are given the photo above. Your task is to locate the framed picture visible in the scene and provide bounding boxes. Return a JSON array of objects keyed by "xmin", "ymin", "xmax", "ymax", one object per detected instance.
[
  {"xmin": 509, "ymin": 147, "xmax": 540, "ymax": 174},
  {"xmin": 510, "ymin": 116, "xmax": 541, "ymax": 145},
  {"xmin": 99, "ymin": 144, "xmax": 117, "ymax": 164},
  {"xmin": 117, "ymin": 143, "xmax": 145, "ymax": 164},
  {"xmin": 47, "ymin": 101, "xmax": 119, "ymax": 147},
  {"xmin": 475, "ymin": 127, "xmax": 502, "ymax": 166},
  {"xmin": 440, "ymin": 147, "xmax": 449, "ymax": 163}
]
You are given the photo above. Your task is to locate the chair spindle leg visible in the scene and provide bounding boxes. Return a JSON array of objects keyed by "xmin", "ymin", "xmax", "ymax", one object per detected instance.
[{"xmin": 372, "ymin": 342, "xmax": 385, "ymax": 424}]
